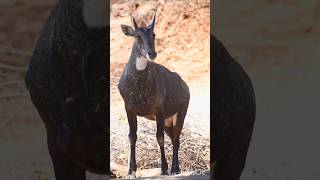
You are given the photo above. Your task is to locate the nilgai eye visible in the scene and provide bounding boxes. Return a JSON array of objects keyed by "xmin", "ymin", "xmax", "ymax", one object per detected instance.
[{"xmin": 153, "ymin": 34, "xmax": 156, "ymax": 38}]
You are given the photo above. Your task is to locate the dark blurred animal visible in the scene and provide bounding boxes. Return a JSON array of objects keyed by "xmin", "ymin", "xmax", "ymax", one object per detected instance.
[
  {"xmin": 213, "ymin": 35, "xmax": 256, "ymax": 180},
  {"xmin": 25, "ymin": 0, "xmax": 111, "ymax": 179},
  {"xmin": 118, "ymin": 15, "xmax": 190, "ymax": 178}
]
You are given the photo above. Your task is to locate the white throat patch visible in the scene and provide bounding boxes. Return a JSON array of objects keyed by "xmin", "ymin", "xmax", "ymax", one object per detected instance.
[{"xmin": 136, "ymin": 56, "xmax": 148, "ymax": 71}]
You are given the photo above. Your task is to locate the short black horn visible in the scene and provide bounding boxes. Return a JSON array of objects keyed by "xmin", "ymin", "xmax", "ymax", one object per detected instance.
[
  {"xmin": 149, "ymin": 13, "xmax": 156, "ymax": 30},
  {"xmin": 133, "ymin": 17, "xmax": 138, "ymax": 29}
]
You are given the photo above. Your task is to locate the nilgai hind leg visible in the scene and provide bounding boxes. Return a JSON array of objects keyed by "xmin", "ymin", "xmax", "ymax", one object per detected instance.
[
  {"xmin": 165, "ymin": 106, "xmax": 188, "ymax": 175},
  {"xmin": 156, "ymin": 112, "xmax": 169, "ymax": 175}
]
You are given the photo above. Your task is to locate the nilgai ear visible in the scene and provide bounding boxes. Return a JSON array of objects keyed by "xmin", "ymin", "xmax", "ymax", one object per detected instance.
[{"xmin": 121, "ymin": 24, "xmax": 136, "ymax": 36}]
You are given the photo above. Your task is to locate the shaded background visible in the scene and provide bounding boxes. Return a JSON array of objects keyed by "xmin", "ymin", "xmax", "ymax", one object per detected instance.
[
  {"xmin": 0, "ymin": 0, "xmax": 56, "ymax": 179},
  {"xmin": 214, "ymin": 0, "xmax": 320, "ymax": 179},
  {"xmin": 4, "ymin": 0, "xmax": 319, "ymax": 179}
]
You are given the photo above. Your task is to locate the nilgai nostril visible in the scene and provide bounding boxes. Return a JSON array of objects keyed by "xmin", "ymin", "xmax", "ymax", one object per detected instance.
[
  {"xmin": 148, "ymin": 52, "xmax": 157, "ymax": 59},
  {"xmin": 118, "ymin": 14, "xmax": 190, "ymax": 178}
]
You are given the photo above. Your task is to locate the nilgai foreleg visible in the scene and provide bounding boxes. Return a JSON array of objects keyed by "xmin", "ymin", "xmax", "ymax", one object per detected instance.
[{"xmin": 126, "ymin": 108, "xmax": 138, "ymax": 178}]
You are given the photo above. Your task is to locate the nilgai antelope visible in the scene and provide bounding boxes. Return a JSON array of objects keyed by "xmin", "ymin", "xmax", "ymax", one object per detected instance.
[
  {"xmin": 213, "ymin": 35, "xmax": 256, "ymax": 180},
  {"xmin": 118, "ymin": 15, "xmax": 190, "ymax": 177},
  {"xmin": 25, "ymin": 0, "xmax": 112, "ymax": 179}
]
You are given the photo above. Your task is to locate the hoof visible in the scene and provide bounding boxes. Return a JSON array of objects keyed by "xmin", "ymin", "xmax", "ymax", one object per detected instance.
[
  {"xmin": 161, "ymin": 170, "xmax": 169, "ymax": 175},
  {"xmin": 171, "ymin": 167, "xmax": 181, "ymax": 175},
  {"xmin": 108, "ymin": 171, "xmax": 117, "ymax": 178},
  {"xmin": 127, "ymin": 171, "xmax": 136, "ymax": 179},
  {"xmin": 171, "ymin": 171, "xmax": 181, "ymax": 175}
]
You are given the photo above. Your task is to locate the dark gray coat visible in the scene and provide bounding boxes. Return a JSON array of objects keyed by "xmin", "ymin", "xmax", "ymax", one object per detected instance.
[
  {"xmin": 118, "ymin": 41, "xmax": 189, "ymax": 120},
  {"xmin": 213, "ymin": 35, "xmax": 256, "ymax": 180},
  {"xmin": 25, "ymin": 0, "xmax": 109, "ymax": 179}
]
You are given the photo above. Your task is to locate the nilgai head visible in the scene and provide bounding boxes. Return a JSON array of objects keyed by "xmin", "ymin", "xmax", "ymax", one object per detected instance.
[{"xmin": 121, "ymin": 14, "xmax": 157, "ymax": 60}]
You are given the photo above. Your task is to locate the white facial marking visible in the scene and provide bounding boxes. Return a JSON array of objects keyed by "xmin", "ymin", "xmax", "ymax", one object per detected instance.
[{"xmin": 136, "ymin": 56, "xmax": 148, "ymax": 71}]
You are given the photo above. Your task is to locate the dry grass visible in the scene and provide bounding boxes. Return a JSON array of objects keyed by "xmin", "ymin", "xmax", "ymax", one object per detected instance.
[{"xmin": 110, "ymin": 118, "xmax": 210, "ymax": 178}]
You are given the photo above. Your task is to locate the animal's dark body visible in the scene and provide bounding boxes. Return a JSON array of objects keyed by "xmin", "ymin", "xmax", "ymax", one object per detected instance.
[
  {"xmin": 118, "ymin": 16, "xmax": 190, "ymax": 177},
  {"xmin": 212, "ymin": 35, "xmax": 256, "ymax": 180},
  {"xmin": 25, "ymin": 0, "xmax": 110, "ymax": 179},
  {"xmin": 118, "ymin": 52, "xmax": 189, "ymax": 121}
]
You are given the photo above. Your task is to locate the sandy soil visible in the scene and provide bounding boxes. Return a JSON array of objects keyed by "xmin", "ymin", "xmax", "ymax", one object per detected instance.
[{"xmin": 215, "ymin": 0, "xmax": 320, "ymax": 179}]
